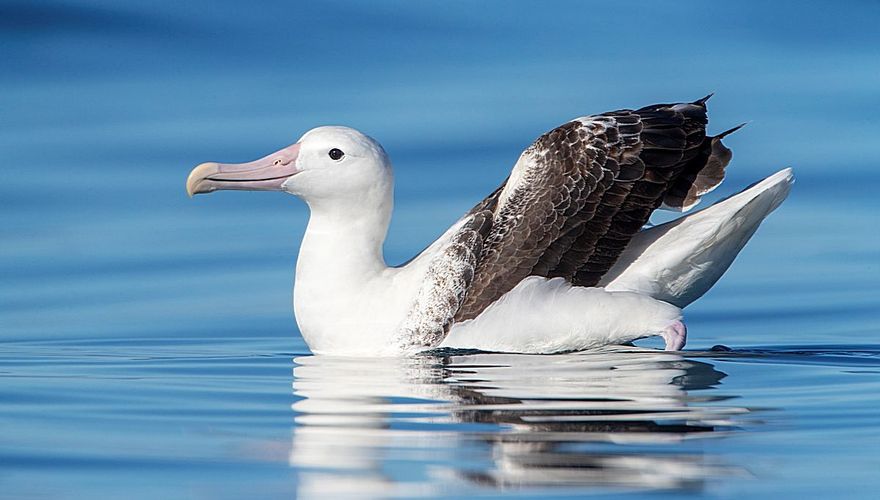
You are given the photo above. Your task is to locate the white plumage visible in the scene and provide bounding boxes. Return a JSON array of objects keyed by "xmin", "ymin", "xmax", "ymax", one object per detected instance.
[
  {"xmin": 444, "ymin": 168, "xmax": 793, "ymax": 353},
  {"xmin": 601, "ymin": 168, "xmax": 794, "ymax": 307},
  {"xmin": 186, "ymin": 99, "xmax": 793, "ymax": 356}
]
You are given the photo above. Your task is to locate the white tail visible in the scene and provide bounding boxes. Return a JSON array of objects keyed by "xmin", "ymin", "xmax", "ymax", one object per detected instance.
[{"xmin": 600, "ymin": 168, "xmax": 794, "ymax": 307}]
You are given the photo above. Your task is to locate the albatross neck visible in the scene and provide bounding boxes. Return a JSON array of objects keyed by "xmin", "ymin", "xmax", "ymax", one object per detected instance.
[
  {"xmin": 292, "ymin": 179, "xmax": 402, "ymax": 352},
  {"xmin": 297, "ymin": 184, "xmax": 394, "ymax": 281}
]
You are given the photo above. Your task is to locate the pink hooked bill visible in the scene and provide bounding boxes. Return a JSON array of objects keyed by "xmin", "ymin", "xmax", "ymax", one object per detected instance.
[{"xmin": 186, "ymin": 143, "xmax": 301, "ymax": 196}]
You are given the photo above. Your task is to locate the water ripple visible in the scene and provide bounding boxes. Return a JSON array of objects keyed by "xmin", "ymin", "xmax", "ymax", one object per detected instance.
[{"xmin": 290, "ymin": 347, "xmax": 754, "ymax": 494}]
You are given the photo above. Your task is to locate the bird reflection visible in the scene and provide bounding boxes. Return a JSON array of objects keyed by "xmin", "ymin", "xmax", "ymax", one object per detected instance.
[{"xmin": 289, "ymin": 347, "xmax": 752, "ymax": 496}]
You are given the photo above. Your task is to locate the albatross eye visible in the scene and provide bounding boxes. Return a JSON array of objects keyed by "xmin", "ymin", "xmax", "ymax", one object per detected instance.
[{"xmin": 328, "ymin": 148, "xmax": 345, "ymax": 161}]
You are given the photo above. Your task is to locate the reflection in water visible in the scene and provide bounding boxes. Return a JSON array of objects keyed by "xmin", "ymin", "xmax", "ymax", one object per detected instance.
[{"xmin": 290, "ymin": 347, "xmax": 753, "ymax": 496}]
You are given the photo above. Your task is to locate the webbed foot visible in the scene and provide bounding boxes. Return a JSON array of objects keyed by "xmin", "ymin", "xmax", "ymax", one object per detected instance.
[{"xmin": 662, "ymin": 320, "xmax": 687, "ymax": 351}]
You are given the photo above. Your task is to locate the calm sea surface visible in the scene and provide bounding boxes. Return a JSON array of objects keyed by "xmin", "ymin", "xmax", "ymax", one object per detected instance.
[{"xmin": 2, "ymin": 1, "xmax": 879, "ymax": 498}]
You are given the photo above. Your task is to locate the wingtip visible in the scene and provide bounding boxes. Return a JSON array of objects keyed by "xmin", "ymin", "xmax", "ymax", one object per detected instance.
[
  {"xmin": 760, "ymin": 168, "xmax": 795, "ymax": 211},
  {"xmin": 777, "ymin": 166, "xmax": 796, "ymax": 184},
  {"xmin": 693, "ymin": 93, "xmax": 715, "ymax": 107},
  {"xmin": 715, "ymin": 122, "xmax": 748, "ymax": 139},
  {"xmin": 749, "ymin": 167, "xmax": 796, "ymax": 194}
]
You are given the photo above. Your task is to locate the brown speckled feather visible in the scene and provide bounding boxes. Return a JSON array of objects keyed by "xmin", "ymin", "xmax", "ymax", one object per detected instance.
[
  {"xmin": 399, "ymin": 210, "xmax": 493, "ymax": 350},
  {"xmin": 572, "ymin": 99, "xmax": 738, "ymax": 286},
  {"xmin": 454, "ymin": 116, "xmax": 632, "ymax": 321},
  {"xmin": 405, "ymin": 97, "xmax": 737, "ymax": 344}
]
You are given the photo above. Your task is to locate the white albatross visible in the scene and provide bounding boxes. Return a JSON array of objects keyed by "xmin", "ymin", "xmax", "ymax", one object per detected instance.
[{"xmin": 186, "ymin": 97, "xmax": 793, "ymax": 356}]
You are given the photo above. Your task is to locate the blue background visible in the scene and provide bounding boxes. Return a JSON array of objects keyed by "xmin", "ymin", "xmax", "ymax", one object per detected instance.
[{"xmin": 2, "ymin": 1, "xmax": 879, "ymax": 498}]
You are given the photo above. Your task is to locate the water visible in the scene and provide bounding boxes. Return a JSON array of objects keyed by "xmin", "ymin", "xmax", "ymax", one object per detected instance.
[{"xmin": 2, "ymin": 1, "xmax": 879, "ymax": 498}]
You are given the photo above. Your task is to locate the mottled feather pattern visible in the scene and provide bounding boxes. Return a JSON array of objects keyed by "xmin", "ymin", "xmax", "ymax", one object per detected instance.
[
  {"xmin": 397, "ymin": 211, "xmax": 491, "ymax": 350},
  {"xmin": 401, "ymin": 97, "xmax": 735, "ymax": 345},
  {"xmin": 455, "ymin": 117, "xmax": 627, "ymax": 321},
  {"xmin": 542, "ymin": 111, "xmax": 646, "ymax": 278},
  {"xmin": 572, "ymin": 100, "xmax": 715, "ymax": 285}
]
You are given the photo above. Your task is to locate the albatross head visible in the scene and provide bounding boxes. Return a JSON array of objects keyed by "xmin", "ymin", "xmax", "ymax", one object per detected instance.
[{"xmin": 186, "ymin": 126, "xmax": 392, "ymax": 204}]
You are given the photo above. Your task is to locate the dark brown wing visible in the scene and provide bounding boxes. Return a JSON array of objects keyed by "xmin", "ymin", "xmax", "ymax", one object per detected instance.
[
  {"xmin": 661, "ymin": 122, "xmax": 743, "ymax": 211},
  {"xmin": 404, "ymin": 97, "xmax": 736, "ymax": 346},
  {"xmin": 530, "ymin": 111, "xmax": 645, "ymax": 278},
  {"xmin": 569, "ymin": 99, "xmax": 737, "ymax": 286},
  {"xmin": 453, "ymin": 116, "xmax": 641, "ymax": 322}
]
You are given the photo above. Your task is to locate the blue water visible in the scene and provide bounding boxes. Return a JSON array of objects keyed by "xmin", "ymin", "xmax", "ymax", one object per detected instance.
[{"xmin": 2, "ymin": 1, "xmax": 880, "ymax": 498}]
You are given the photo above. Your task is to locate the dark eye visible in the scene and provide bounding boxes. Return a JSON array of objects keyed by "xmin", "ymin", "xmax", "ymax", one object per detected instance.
[{"xmin": 328, "ymin": 148, "xmax": 345, "ymax": 160}]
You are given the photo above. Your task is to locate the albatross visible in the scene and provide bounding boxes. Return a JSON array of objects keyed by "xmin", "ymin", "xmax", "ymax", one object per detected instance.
[{"xmin": 186, "ymin": 97, "xmax": 793, "ymax": 356}]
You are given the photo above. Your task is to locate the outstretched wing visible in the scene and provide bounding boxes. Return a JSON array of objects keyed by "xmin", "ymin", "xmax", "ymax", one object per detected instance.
[
  {"xmin": 401, "ymin": 97, "xmax": 733, "ymax": 348},
  {"xmin": 454, "ymin": 115, "xmax": 645, "ymax": 321},
  {"xmin": 568, "ymin": 103, "xmax": 738, "ymax": 286}
]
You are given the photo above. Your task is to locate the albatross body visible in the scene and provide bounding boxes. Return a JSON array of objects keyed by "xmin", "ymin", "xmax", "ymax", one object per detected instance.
[{"xmin": 186, "ymin": 97, "xmax": 793, "ymax": 356}]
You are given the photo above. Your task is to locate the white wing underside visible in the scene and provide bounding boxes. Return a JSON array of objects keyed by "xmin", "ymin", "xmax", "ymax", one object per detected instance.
[{"xmin": 601, "ymin": 167, "xmax": 794, "ymax": 306}]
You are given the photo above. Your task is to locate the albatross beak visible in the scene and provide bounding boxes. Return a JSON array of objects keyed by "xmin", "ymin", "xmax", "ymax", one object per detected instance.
[{"xmin": 186, "ymin": 143, "xmax": 302, "ymax": 197}]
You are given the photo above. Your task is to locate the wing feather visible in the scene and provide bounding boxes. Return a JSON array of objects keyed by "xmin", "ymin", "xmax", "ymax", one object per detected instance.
[
  {"xmin": 455, "ymin": 117, "xmax": 627, "ymax": 321},
  {"xmin": 401, "ymin": 97, "xmax": 738, "ymax": 346},
  {"xmin": 398, "ymin": 210, "xmax": 492, "ymax": 350},
  {"xmin": 572, "ymin": 100, "xmax": 738, "ymax": 286}
]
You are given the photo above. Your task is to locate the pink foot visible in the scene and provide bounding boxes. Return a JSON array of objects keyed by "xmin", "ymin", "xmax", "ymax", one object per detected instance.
[{"xmin": 662, "ymin": 320, "xmax": 687, "ymax": 351}]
